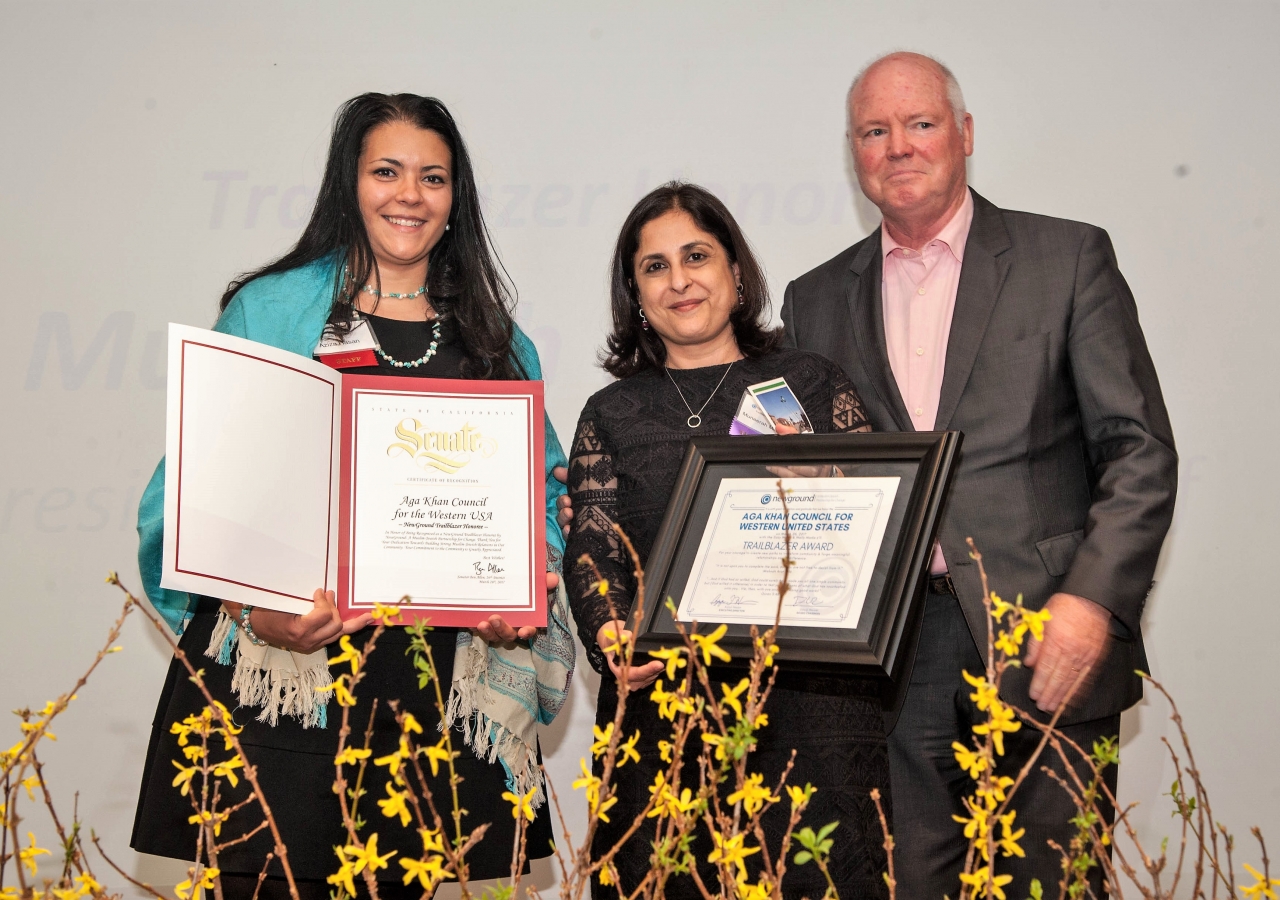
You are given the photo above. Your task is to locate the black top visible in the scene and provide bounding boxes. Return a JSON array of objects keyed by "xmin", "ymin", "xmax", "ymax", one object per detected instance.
[
  {"xmin": 131, "ymin": 313, "xmax": 553, "ymax": 884},
  {"xmin": 564, "ymin": 348, "xmax": 889, "ymax": 900},
  {"xmin": 343, "ymin": 312, "xmax": 471, "ymax": 378}
]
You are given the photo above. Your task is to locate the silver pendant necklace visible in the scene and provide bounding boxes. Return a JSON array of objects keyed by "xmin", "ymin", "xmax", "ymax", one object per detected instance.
[{"xmin": 666, "ymin": 361, "xmax": 736, "ymax": 428}]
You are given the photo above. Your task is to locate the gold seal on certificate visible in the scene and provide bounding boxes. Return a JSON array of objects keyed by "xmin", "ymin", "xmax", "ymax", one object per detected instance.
[{"xmin": 675, "ymin": 476, "xmax": 900, "ymax": 628}]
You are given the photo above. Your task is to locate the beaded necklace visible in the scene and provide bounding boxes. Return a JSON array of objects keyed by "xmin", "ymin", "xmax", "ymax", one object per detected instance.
[
  {"xmin": 371, "ymin": 314, "xmax": 443, "ymax": 369},
  {"xmin": 361, "ymin": 283, "xmax": 427, "ymax": 300},
  {"xmin": 346, "ymin": 267, "xmax": 440, "ymax": 368}
]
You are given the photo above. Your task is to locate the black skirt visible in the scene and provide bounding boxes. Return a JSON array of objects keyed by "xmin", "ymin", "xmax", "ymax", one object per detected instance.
[{"xmin": 131, "ymin": 600, "xmax": 553, "ymax": 881}]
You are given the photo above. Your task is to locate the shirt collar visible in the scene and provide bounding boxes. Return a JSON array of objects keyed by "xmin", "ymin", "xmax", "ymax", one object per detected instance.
[{"xmin": 880, "ymin": 188, "xmax": 975, "ymax": 263}]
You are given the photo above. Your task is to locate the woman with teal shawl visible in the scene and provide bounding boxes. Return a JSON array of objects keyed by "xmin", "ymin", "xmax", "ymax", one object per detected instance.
[{"xmin": 131, "ymin": 94, "xmax": 574, "ymax": 900}]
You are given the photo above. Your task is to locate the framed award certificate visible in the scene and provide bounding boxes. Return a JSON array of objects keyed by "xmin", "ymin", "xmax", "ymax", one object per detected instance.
[
  {"xmin": 625, "ymin": 432, "xmax": 960, "ymax": 678},
  {"xmin": 160, "ymin": 324, "xmax": 547, "ymax": 627}
]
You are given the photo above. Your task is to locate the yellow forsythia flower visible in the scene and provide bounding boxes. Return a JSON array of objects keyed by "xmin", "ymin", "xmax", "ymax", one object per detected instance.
[
  {"xmin": 19, "ymin": 831, "xmax": 50, "ymax": 876},
  {"xmin": 959, "ymin": 866, "xmax": 1012, "ymax": 900},
  {"xmin": 374, "ymin": 736, "xmax": 412, "ymax": 781},
  {"xmin": 573, "ymin": 758, "xmax": 602, "ymax": 808},
  {"xmin": 997, "ymin": 810, "xmax": 1026, "ymax": 859},
  {"xmin": 649, "ymin": 680, "xmax": 695, "ymax": 720},
  {"xmin": 174, "ymin": 866, "xmax": 219, "ymax": 900},
  {"xmin": 378, "ymin": 783, "xmax": 413, "ymax": 827},
  {"xmin": 187, "ymin": 809, "xmax": 230, "ymax": 837},
  {"xmin": 19, "ymin": 775, "xmax": 41, "ymax": 801},
  {"xmin": 1022, "ymin": 606, "xmax": 1052, "ymax": 641},
  {"xmin": 618, "ymin": 730, "xmax": 642, "ymax": 766},
  {"xmin": 171, "ymin": 761, "xmax": 198, "ymax": 796},
  {"xmin": 335, "ymin": 746, "xmax": 372, "ymax": 767},
  {"xmin": 371, "ymin": 602, "xmax": 402, "ymax": 624},
  {"xmin": 648, "ymin": 646, "xmax": 687, "ymax": 679},
  {"xmin": 754, "ymin": 637, "xmax": 779, "ymax": 667},
  {"xmin": 707, "ymin": 830, "xmax": 760, "ymax": 878},
  {"xmin": 994, "ymin": 630, "xmax": 1022, "ymax": 657},
  {"xmin": 737, "ymin": 879, "xmax": 773, "ymax": 900},
  {"xmin": 652, "ymin": 785, "xmax": 698, "ymax": 820},
  {"xmin": 76, "ymin": 872, "xmax": 105, "ymax": 896},
  {"xmin": 594, "ymin": 795, "xmax": 618, "ymax": 822},
  {"xmin": 726, "ymin": 773, "xmax": 778, "ymax": 816},
  {"xmin": 990, "ymin": 592, "xmax": 1013, "ymax": 621},
  {"xmin": 423, "ymin": 736, "xmax": 451, "ymax": 777},
  {"xmin": 399, "ymin": 854, "xmax": 452, "ymax": 890},
  {"xmin": 343, "ymin": 833, "xmax": 396, "ymax": 875},
  {"xmin": 953, "ymin": 741, "xmax": 988, "ymax": 779},
  {"xmin": 316, "ymin": 675, "xmax": 356, "ymax": 707},
  {"xmin": 962, "ymin": 669, "xmax": 999, "ymax": 712},
  {"xmin": 501, "ymin": 787, "xmax": 538, "ymax": 822},
  {"xmin": 953, "ymin": 799, "xmax": 990, "ymax": 843},
  {"xmin": 786, "ymin": 783, "xmax": 815, "ymax": 809},
  {"xmin": 972, "ymin": 702, "xmax": 1021, "ymax": 756},
  {"xmin": 719, "ymin": 679, "xmax": 750, "ymax": 720},
  {"xmin": 328, "ymin": 635, "xmax": 361, "ymax": 676},
  {"xmin": 590, "ymin": 723, "xmax": 614, "ymax": 758},
  {"xmin": 327, "ymin": 847, "xmax": 357, "ymax": 898},
  {"xmin": 690, "ymin": 624, "xmax": 732, "ymax": 665},
  {"xmin": 1241, "ymin": 863, "xmax": 1280, "ymax": 900},
  {"xmin": 212, "ymin": 754, "xmax": 244, "ymax": 787}
]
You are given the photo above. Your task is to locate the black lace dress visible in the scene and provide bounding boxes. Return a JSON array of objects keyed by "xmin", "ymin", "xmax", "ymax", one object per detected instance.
[{"xmin": 565, "ymin": 349, "xmax": 890, "ymax": 900}]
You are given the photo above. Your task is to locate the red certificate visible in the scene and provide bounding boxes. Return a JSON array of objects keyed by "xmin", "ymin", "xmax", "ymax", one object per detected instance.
[
  {"xmin": 337, "ymin": 375, "xmax": 545, "ymax": 627},
  {"xmin": 161, "ymin": 325, "xmax": 547, "ymax": 628}
]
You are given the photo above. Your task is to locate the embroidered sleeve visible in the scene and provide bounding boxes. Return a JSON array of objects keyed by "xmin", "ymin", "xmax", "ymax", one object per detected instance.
[
  {"xmin": 831, "ymin": 368, "xmax": 872, "ymax": 434},
  {"xmin": 563, "ymin": 413, "xmax": 632, "ymax": 675}
]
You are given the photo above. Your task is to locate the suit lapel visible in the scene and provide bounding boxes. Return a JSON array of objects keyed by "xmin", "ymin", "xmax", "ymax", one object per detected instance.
[
  {"xmin": 934, "ymin": 190, "xmax": 1013, "ymax": 431},
  {"xmin": 847, "ymin": 229, "xmax": 914, "ymax": 432}
]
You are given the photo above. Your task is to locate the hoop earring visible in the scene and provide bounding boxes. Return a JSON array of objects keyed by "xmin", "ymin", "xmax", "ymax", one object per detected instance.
[{"xmin": 639, "ymin": 306, "xmax": 650, "ymax": 330}]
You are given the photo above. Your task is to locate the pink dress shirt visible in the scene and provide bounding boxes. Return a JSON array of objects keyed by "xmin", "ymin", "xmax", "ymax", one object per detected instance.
[{"xmin": 880, "ymin": 190, "xmax": 974, "ymax": 574}]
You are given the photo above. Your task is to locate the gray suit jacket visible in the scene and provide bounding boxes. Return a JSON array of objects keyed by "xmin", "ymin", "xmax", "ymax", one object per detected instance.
[{"xmin": 780, "ymin": 189, "xmax": 1177, "ymax": 724}]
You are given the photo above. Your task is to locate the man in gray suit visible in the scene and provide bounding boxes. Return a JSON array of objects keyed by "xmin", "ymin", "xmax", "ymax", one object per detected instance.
[{"xmin": 780, "ymin": 52, "xmax": 1177, "ymax": 897}]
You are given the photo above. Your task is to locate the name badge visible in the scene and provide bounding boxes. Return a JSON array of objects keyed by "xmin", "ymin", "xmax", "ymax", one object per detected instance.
[{"xmin": 314, "ymin": 318, "xmax": 380, "ymax": 369}]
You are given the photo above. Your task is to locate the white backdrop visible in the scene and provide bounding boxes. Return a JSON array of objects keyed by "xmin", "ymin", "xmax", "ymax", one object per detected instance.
[{"xmin": 3, "ymin": 2, "xmax": 1279, "ymax": 896}]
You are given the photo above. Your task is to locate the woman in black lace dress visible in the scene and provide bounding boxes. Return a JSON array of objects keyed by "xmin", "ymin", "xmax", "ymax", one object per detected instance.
[{"xmin": 564, "ymin": 183, "xmax": 890, "ymax": 900}]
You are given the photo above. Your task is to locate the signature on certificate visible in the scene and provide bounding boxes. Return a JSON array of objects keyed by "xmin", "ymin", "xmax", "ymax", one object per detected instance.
[{"xmin": 708, "ymin": 593, "xmax": 750, "ymax": 612}]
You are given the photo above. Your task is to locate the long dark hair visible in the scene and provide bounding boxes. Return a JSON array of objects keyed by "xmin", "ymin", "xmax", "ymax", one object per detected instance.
[
  {"xmin": 220, "ymin": 93, "xmax": 523, "ymax": 379},
  {"xmin": 602, "ymin": 182, "xmax": 781, "ymax": 378}
]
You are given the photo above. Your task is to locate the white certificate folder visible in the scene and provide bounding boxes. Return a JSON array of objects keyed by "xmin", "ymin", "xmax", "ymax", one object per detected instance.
[{"xmin": 160, "ymin": 324, "xmax": 547, "ymax": 626}]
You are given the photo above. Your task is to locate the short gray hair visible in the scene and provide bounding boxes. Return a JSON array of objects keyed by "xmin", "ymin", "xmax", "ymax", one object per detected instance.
[{"xmin": 847, "ymin": 51, "xmax": 967, "ymax": 135}]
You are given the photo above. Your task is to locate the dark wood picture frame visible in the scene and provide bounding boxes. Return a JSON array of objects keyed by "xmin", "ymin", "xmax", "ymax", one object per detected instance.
[{"xmin": 625, "ymin": 431, "xmax": 962, "ymax": 681}]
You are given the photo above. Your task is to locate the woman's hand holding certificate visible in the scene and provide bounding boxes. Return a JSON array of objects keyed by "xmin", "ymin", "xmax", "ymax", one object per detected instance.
[{"xmin": 221, "ymin": 591, "xmax": 373, "ymax": 655}]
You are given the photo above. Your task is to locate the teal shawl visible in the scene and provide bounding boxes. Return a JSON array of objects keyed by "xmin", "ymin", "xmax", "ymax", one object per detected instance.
[{"xmin": 136, "ymin": 255, "xmax": 574, "ymax": 799}]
